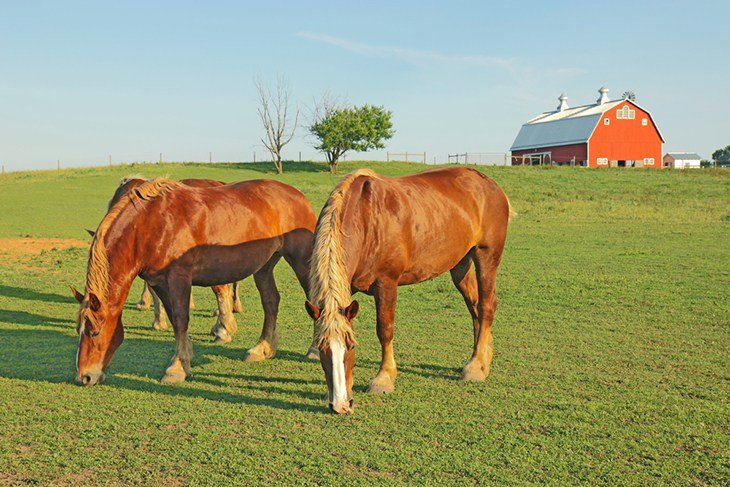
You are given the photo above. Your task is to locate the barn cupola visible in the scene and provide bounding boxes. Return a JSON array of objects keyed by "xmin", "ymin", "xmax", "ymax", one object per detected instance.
[
  {"xmin": 596, "ymin": 86, "xmax": 610, "ymax": 104},
  {"xmin": 557, "ymin": 93, "xmax": 569, "ymax": 111}
]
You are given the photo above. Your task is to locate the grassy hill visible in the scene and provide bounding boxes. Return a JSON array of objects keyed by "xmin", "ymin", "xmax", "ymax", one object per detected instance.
[{"xmin": 0, "ymin": 161, "xmax": 727, "ymax": 485}]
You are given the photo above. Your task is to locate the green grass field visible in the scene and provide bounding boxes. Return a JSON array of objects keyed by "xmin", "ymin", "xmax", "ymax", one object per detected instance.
[{"xmin": 0, "ymin": 161, "xmax": 727, "ymax": 485}]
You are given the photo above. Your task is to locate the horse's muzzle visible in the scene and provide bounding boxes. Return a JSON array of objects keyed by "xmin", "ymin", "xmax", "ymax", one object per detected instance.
[{"xmin": 76, "ymin": 370, "xmax": 105, "ymax": 386}]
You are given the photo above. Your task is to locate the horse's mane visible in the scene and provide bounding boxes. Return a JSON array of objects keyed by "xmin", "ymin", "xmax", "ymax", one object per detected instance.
[
  {"xmin": 87, "ymin": 178, "xmax": 183, "ymax": 301},
  {"xmin": 310, "ymin": 168, "xmax": 378, "ymax": 346},
  {"xmin": 119, "ymin": 173, "xmax": 147, "ymax": 185}
]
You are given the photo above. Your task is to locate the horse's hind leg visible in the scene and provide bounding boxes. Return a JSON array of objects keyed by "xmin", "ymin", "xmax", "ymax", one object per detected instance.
[
  {"xmin": 461, "ymin": 245, "xmax": 503, "ymax": 381},
  {"xmin": 282, "ymin": 243, "xmax": 319, "ymax": 360},
  {"xmin": 150, "ymin": 286, "xmax": 168, "ymax": 331},
  {"xmin": 210, "ymin": 284, "xmax": 238, "ymax": 344},
  {"xmin": 450, "ymin": 252, "xmax": 479, "ymax": 348},
  {"xmin": 244, "ymin": 255, "xmax": 282, "ymax": 362},
  {"xmin": 153, "ymin": 276, "xmax": 193, "ymax": 384},
  {"xmin": 368, "ymin": 280, "xmax": 399, "ymax": 394},
  {"xmin": 136, "ymin": 281, "xmax": 152, "ymax": 310},
  {"xmin": 232, "ymin": 281, "xmax": 243, "ymax": 313}
]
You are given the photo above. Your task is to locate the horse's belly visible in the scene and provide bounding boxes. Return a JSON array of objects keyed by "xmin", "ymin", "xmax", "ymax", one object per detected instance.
[{"xmin": 190, "ymin": 237, "xmax": 280, "ymax": 286}]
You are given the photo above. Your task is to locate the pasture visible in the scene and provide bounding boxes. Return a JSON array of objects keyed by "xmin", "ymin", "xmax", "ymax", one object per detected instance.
[{"xmin": 0, "ymin": 161, "xmax": 727, "ymax": 485}]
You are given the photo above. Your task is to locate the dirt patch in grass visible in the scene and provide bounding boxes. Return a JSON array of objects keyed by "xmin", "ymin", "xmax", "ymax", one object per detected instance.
[{"xmin": 0, "ymin": 238, "xmax": 88, "ymax": 255}]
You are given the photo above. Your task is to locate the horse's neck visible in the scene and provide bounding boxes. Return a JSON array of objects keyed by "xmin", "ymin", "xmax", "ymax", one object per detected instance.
[
  {"xmin": 102, "ymin": 218, "xmax": 144, "ymax": 309},
  {"xmin": 339, "ymin": 201, "xmax": 367, "ymax": 285}
]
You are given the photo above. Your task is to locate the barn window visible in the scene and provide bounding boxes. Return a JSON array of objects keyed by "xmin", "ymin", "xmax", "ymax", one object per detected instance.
[
  {"xmin": 617, "ymin": 106, "xmax": 635, "ymax": 120},
  {"xmin": 642, "ymin": 118, "xmax": 648, "ymax": 126},
  {"xmin": 644, "ymin": 158, "xmax": 655, "ymax": 165},
  {"xmin": 597, "ymin": 158, "xmax": 608, "ymax": 166},
  {"xmin": 604, "ymin": 118, "xmax": 610, "ymax": 125}
]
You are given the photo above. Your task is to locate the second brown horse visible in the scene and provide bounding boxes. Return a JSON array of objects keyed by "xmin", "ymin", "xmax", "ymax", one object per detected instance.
[
  {"xmin": 72, "ymin": 178, "xmax": 317, "ymax": 385},
  {"xmin": 305, "ymin": 166, "xmax": 513, "ymax": 414}
]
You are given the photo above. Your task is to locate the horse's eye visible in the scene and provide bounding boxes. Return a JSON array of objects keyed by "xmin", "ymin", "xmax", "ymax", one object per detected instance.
[{"xmin": 84, "ymin": 317, "xmax": 99, "ymax": 337}]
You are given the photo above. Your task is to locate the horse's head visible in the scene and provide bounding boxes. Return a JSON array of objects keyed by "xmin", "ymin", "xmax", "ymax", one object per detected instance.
[
  {"xmin": 305, "ymin": 300, "xmax": 359, "ymax": 414},
  {"xmin": 71, "ymin": 285, "xmax": 124, "ymax": 386}
]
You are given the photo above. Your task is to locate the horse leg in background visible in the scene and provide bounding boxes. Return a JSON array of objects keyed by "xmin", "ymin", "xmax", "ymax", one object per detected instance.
[
  {"xmin": 136, "ymin": 281, "xmax": 152, "ymax": 310},
  {"xmin": 282, "ymin": 244, "xmax": 319, "ymax": 359},
  {"xmin": 210, "ymin": 284, "xmax": 238, "ymax": 344},
  {"xmin": 368, "ymin": 280, "xmax": 398, "ymax": 394},
  {"xmin": 450, "ymin": 252, "xmax": 479, "ymax": 356},
  {"xmin": 232, "ymin": 281, "xmax": 243, "ymax": 313},
  {"xmin": 244, "ymin": 255, "xmax": 281, "ymax": 362},
  {"xmin": 150, "ymin": 286, "xmax": 169, "ymax": 331},
  {"xmin": 153, "ymin": 277, "xmax": 193, "ymax": 384},
  {"xmin": 461, "ymin": 246, "xmax": 502, "ymax": 381}
]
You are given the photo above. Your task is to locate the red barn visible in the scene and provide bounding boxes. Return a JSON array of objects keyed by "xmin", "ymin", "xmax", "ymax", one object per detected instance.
[{"xmin": 510, "ymin": 87, "xmax": 664, "ymax": 168}]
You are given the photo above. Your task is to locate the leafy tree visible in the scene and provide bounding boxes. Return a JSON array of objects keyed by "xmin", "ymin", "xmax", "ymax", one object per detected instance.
[
  {"xmin": 309, "ymin": 102, "xmax": 394, "ymax": 173},
  {"xmin": 711, "ymin": 145, "xmax": 730, "ymax": 167}
]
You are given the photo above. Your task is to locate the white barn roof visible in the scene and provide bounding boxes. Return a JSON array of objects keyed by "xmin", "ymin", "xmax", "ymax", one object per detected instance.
[
  {"xmin": 666, "ymin": 152, "xmax": 701, "ymax": 160},
  {"xmin": 511, "ymin": 100, "xmax": 622, "ymax": 151}
]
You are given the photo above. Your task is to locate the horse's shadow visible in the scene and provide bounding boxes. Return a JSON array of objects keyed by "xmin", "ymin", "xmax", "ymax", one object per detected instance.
[
  {"xmin": 0, "ymin": 324, "xmax": 328, "ymax": 413},
  {"xmin": 0, "ymin": 284, "xmax": 71, "ymax": 304},
  {"xmin": 209, "ymin": 161, "xmax": 326, "ymax": 175}
]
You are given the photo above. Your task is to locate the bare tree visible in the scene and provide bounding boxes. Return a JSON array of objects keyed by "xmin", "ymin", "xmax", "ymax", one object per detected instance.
[{"xmin": 255, "ymin": 75, "xmax": 298, "ymax": 174}]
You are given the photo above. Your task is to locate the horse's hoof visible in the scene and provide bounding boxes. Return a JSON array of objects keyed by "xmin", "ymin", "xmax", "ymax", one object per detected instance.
[
  {"xmin": 232, "ymin": 302, "xmax": 243, "ymax": 313},
  {"xmin": 305, "ymin": 347, "xmax": 320, "ymax": 360},
  {"xmin": 244, "ymin": 350, "xmax": 266, "ymax": 363},
  {"xmin": 461, "ymin": 362, "xmax": 488, "ymax": 382},
  {"xmin": 160, "ymin": 372, "xmax": 186, "ymax": 384},
  {"xmin": 152, "ymin": 322, "xmax": 168, "ymax": 331},
  {"xmin": 368, "ymin": 376, "xmax": 395, "ymax": 394},
  {"xmin": 213, "ymin": 334, "xmax": 232, "ymax": 345}
]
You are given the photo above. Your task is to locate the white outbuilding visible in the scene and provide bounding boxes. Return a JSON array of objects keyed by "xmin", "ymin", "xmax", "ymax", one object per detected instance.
[{"xmin": 663, "ymin": 152, "xmax": 702, "ymax": 169}]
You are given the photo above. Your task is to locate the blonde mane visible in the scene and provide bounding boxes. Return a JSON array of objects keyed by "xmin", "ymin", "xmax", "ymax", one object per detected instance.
[
  {"xmin": 310, "ymin": 169, "xmax": 378, "ymax": 346},
  {"xmin": 86, "ymin": 178, "xmax": 183, "ymax": 301}
]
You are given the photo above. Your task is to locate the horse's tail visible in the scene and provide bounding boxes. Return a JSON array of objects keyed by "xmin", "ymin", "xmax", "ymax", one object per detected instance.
[{"xmin": 506, "ymin": 196, "xmax": 517, "ymax": 221}]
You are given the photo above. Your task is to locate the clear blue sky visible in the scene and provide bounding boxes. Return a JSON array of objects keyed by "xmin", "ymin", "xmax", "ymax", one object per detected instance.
[{"xmin": 1, "ymin": 0, "xmax": 728, "ymax": 170}]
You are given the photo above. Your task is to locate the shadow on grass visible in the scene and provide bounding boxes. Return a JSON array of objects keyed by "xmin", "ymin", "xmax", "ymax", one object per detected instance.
[
  {"xmin": 211, "ymin": 161, "xmax": 327, "ymax": 175},
  {"xmin": 0, "ymin": 309, "xmax": 70, "ymax": 328},
  {"xmin": 0, "ymin": 284, "xmax": 72, "ymax": 304},
  {"xmin": 0, "ymin": 326, "xmax": 326, "ymax": 413}
]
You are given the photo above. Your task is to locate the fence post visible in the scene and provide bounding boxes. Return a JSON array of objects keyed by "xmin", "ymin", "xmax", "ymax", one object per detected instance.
[
  {"xmin": 299, "ymin": 151, "xmax": 301, "ymax": 163},
  {"xmin": 386, "ymin": 152, "xmax": 390, "ymax": 162},
  {"xmin": 405, "ymin": 152, "xmax": 408, "ymax": 163},
  {"xmin": 423, "ymin": 152, "xmax": 426, "ymax": 163},
  {"xmin": 2, "ymin": 164, "xmax": 4, "ymax": 174},
  {"xmin": 253, "ymin": 152, "xmax": 256, "ymax": 163},
  {"xmin": 209, "ymin": 152, "xmax": 212, "ymax": 164},
  {"xmin": 159, "ymin": 153, "xmax": 162, "ymax": 164},
  {"xmin": 109, "ymin": 155, "xmax": 112, "ymax": 167},
  {"xmin": 57, "ymin": 160, "xmax": 60, "ymax": 171}
]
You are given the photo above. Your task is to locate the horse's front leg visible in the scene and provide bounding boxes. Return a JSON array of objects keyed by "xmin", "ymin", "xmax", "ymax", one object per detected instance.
[
  {"xmin": 232, "ymin": 281, "xmax": 243, "ymax": 313},
  {"xmin": 136, "ymin": 281, "xmax": 152, "ymax": 310},
  {"xmin": 153, "ymin": 276, "xmax": 193, "ymax": 384},
  {"xmin": 150, "ymin": 286, "xmax": 168, "ymax": 331},
  {"xmin": 210, "ymin": 284, "xmax": 238, "ymax": 344},
  {"xmin": 369, "ymin": 281, "xmax": 398, "ymax": 394}
]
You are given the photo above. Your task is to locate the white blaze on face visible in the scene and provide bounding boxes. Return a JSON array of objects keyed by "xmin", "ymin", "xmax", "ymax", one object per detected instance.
[{"xmin": 329, "ymin": 338, "xmax": 348, "ymax": 407}]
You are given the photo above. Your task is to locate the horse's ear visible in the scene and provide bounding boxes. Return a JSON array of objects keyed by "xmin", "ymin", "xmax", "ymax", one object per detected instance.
[
  {"xmin": 344, "ymin": 300, "xmax": 359, "ymax": 321},
  {"xmin": 88, "ymin": 292, "xmax": 101, "ymax": 312},
  {"xmin": 305, "ymin": 300, "xmax": 320, "ymax": 320},
  {"xmin": 70, "ymin": 285, "xmax": 84, "ymax": 303},
  {"xmin": 86, "ymin": 229, "xmax": 95, "ymax": 237}
]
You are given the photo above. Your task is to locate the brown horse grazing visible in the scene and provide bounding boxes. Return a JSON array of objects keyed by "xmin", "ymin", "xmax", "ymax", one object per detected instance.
[
  {"xmin": 305, "ymin": 167, "xmax": 513, "ymax": 414},
  {"xmin": 71, "ymin": 178, "xmax": 317, "ymax": 386},
  {"xmin": 105, "ymin": 176, "xmax": 242, "ymax": 341}
]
